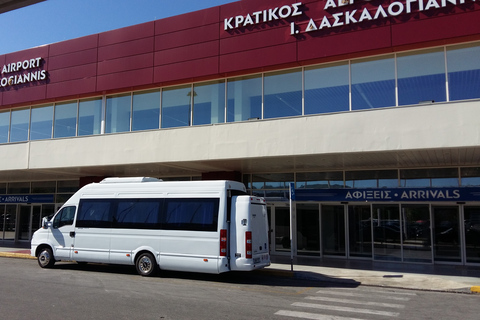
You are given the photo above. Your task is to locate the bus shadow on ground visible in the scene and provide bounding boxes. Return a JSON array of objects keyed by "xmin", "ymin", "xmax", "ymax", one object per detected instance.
[{"xmin": 53, "ymin": 261, "xmax": 360, "ymax": 288}]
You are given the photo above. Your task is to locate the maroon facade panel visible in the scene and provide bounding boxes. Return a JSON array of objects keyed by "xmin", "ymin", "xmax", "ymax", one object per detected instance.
[
  {"xmin": 1, "ymin": 0, "xmax": 479, "ymax": 108},
  {"xmin": 98, "ymin": 22, "xmax": 155, "ymax": 47},
  {"xmin": 49, "ymin": 34, "xmax": 98, "ymax": 57},
  {"xmin": 154, "ymin": 7, "xmax": 220, "ymax": 35}
]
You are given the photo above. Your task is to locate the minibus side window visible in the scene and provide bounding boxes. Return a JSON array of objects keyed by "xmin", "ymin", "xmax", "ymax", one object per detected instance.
[
  {"xmin": 161, "ymin": 198, "xmax": 219, "ymax": 231},
  {"xmin": 77, "ymin": 200, "xmax": 112, "ymax": 228},
  {"xmin": 52, "ymin": 206, "xmax": 76, "ymax": 229}
]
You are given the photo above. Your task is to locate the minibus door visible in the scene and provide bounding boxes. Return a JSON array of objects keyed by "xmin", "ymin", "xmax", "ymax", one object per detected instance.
[{"xmin": 50, "ymin": 206, "xmax": 76, "ymax": 261}]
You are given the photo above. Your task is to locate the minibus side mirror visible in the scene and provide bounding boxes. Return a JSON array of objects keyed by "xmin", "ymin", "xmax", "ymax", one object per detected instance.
[{"xmin": 42, "ymin": 217, "xmax": 52, "ymax": 229}]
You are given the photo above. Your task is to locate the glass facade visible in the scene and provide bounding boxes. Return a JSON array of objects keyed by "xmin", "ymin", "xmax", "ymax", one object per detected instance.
[
  {"xmin": 54, "ymin": 102, "xmax": 77, "ymax": 138},
  {"xmin": 264, "ymin": 69, "xmax": 302, "ymax": 119},
  {"xmin": 305, "ymin": 62, "xmax": 349, "ymax": 114},
  {"xmin": 30, "ymin": 105, "xmax": 53, "ymax": 141},
  {"xmin": 0, "ymin": 42, "xmax": 479, "ymax": 144},
  {"xmin": 227, "ymin": 75, "xmax": 262, "ymax": 122},
  {"xmin": 351, "ymin": 55, "xmax": 396, "ymax": 110}
]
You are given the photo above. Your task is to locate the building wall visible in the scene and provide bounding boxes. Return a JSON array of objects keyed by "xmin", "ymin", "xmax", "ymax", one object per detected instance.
[
  {"xmin": 1, "ymin": 0, "xmax": 480, "ymax": 108},
  {"xmin": 1, "ymin": 100, "xmax": 475, "ymax": 174}
]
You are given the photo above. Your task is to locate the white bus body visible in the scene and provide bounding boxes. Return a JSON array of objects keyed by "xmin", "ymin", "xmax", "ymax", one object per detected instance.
[{"xmin": 31, "ymin": 178, "xmax": 270, "ymax": 276}]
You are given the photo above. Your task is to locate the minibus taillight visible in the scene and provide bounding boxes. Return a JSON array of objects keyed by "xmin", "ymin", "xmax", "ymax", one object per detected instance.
[
  {"xmin": 246, "ymin": 231, "xmax": 252, "ymax": 259},
  {"xmin": 220, "ymin": 229, "xmax": 227, "ymax": 256}
]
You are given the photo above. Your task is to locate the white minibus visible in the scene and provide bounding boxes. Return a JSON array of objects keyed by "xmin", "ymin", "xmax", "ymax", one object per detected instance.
[{"xmin": 31, "ymin": 178, "xmax": 270, "ymax": 276}]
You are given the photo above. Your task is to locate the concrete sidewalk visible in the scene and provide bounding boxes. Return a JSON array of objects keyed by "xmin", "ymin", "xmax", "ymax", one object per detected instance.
[{"xmin": 2, "ymin": 243, "xmax": 479, "ymax": 294}]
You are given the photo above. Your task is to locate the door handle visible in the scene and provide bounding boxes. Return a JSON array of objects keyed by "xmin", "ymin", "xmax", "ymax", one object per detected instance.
[{"xmin": 69, "ymin": 231, "xmax": 75, "ymax": 238}]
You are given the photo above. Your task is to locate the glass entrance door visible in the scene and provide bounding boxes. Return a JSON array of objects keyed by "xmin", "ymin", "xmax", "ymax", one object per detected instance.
[
  {"xmin": 348, "ymin": 205, "xmax": 372, "ymax": 258},
  {"xmin": 321, "ymin": 205, "xmax": 346, "ymax": 257},
  {"xmin": 433, "ymin": 206, "xmax": 461, "ymax": 263},
  {"xmin": 269, "ymin": 206, "xmax": 291, "ymax": 254}
]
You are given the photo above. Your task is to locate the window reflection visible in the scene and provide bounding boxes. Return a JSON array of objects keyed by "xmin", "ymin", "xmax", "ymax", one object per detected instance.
[
  {"xmin": 10, "ymin": 108, "xmax": 30, "ymax": 142},
  {"xmin": 0, "ymin": 111, "xmax": 8, "ymax": 143},
  {"xmin": 106, "ymin": 94, "xmax": 131, "ymax": 133},
  {"xmin": 162, "ymin": 85, "xmax": 191, "ymax": 129},
  {"xmin": 305, "ymin": 62, "xmax": 349, "ymax": 114},
  {"xmin": 132, "ymin": 90, "xmax": 160, "ymax": 131},
  {"xmin": 78, "ymin": 98, "xmax": 102, "ymax": 136},
  {"xmin": 193, "ymin": 81, "xmax": 225, "ymax": 125},
  {"xmin": 30, "ymin": 105, "xmax": 53, "ymax": 141},
  {"xmin": 461, "ymin": 167, "xmax": 480, "ymax": 186},
  {"xmin": 351, "ymin": 55, "xmax": 395, "ymax": 110},
  {"xmin": 397, "ymin": 48, "xmax": 446, "ymax": 105},
  {"xmin": 54, "ymin": 101, "xmax": 77, "ymax": 138},
  {"xmin": 447, "ymin": 43, "xmax": 480, "ymax": 101},
  {"xmin": 296, "ymin": 172, "xmax": 344, "ymax": 189},
  {"xmin": 264, "ymin": 69, "xmax": 302, "ymax": 119},
  {"xmin": 345, "ymin": 170, "xmax": 398, "ymax": 188},
  {"xmin": 373, "ymin": 204, "xmax": 401, "ymax": 261},
  {"xmin": 227, "ymin": 75, "xmax": 262, "ymax": 122}
]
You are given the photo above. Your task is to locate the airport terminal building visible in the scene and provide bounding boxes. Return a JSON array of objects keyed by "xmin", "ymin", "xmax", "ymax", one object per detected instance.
[{"xmin": 1, "ymin": 0, "xmax": 480, "ymax": 266}]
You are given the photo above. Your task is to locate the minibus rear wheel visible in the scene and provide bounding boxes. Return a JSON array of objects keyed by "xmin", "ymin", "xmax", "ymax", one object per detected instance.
[
  {"xmin": 37, "ymin": 247, "xmax": 55, "ymax": 268},
  {"xmin": 135, "ymin": 252, "xmax": 157, "ymax": 276}
]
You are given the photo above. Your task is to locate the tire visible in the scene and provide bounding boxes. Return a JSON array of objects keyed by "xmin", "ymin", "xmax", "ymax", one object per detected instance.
[
  {"xmin": 135, "ymin": 252, "xmax": 157, "ymax": 277},
  {"xmin": 37, "ymin": 247, "xmax": 55, "ymax": 268}
]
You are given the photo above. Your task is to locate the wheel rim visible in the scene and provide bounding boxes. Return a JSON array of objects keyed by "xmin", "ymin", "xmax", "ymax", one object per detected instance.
[
  {"xmin": 138, "ymin": 256, "xmax": 152, "ymax": 274},
  {"xmin": 39, "ymin": 250, "xmax": 51, "ymax": 267}
]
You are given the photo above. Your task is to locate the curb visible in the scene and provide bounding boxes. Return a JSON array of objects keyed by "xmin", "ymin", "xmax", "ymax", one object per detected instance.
[
  {"xmin": 471, "ymin": 286, "xmax": 480, "ymax": 294},
  {"xmin": 0, "ymin": 252, "xmax": 35, "ymax": 260}
]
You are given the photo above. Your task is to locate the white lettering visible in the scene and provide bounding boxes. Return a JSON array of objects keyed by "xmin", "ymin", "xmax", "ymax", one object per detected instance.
[
  {"xmin": 332, "ymin": 12, "xmax": 344, "ymax": 27},
  {"xmin": 319, "ymin": 16, "xmax": 332, "ymax": 29},
  {"xmin": 244, "ymin": 14, "xmax": 254, "ymax": 26},
  {"xmin": 292, "ymin": 2, "xmax": 303, "ymax": 16},
  {"xmin": 306, "ymin": 19, "xmax": 318, "ymax": 31},
  {"xmin": 374, "ymin": 5, "xmax": 388, "ymax": 19},
  {"xmin": 224, "ymin": 17, "xmax": 233, "ymax": 30},
  {"xmin": 358, "ymin": 7, "xmax": 373, "ymax": 22},
  {"xmin": 345, "ymin": 10, "xmax": 358, "ymax": 24},
  {"xmin": 388, "ymin": 2, "xmax": 405, "ymax": 16},
  {"xmin": 425, "ymin": 0, "xmax": 441, "ymax": 10},
  {"xmin": 324, "ymin": 0, "xmax": 336, "ymax": 10},
  {"xmin": 279, "ymin": 5, "xmax": 292, "ymax": 18}
]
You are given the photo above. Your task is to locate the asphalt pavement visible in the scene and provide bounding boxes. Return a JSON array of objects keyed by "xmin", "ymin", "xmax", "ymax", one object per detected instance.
[{"xmin": 2, "ymin": 242, "xmax": 479, "ymax": 294}]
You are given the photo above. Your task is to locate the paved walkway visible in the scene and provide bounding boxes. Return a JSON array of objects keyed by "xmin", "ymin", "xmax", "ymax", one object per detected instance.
[{"xmin": 2, "ymin": 242, "xmax": 479, "ymax": 294}]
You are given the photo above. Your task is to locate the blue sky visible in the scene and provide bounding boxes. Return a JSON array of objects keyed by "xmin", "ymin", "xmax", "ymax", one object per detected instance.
[{"xmin": 0, "ymin": 0, "xmax": 237, "ymax": 55}]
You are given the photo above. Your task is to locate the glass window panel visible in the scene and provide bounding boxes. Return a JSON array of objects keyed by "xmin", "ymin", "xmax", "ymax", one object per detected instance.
[
  {"xmin": 264, "ymin": 69, "xmax": 302, "ymax": 119},
  {"xmin": 345, "ymin": 170, "xmax": 398, "ymax": 188},
  {"xmin": 447, "ymin": 42, "xmax": 480, "ymax": 101},
  {"xmin": 400, "ymin": 168, "xmax": 458, "ymax": 187},
  {"xmin": 402, "ymin": 204, "xmax": 432, "ymax": 263},
  {"xmin": 305, "ymin": 62, "xmax": 349, "ymax": 114},
  {"xmin": 373, "ymin": 204, "xmax": 401, "ymax": 261},
  {"xmin": 0, "ymin": 111, "xmax": 9, "ymax": 143},
  {"xmin": 78, "ymin": 98, "xmax": 102, "ymax": 136},
  {"xmin": 397, "ymin": 48, "xmax": 446, "ymax": 105},
  {"xmin": 296, "ymin": 171, "xmax": 344, "ymax": 189},
  {"xmin": 32, "ymin": 181, "xmax": 56, "ymax": 193},
  {"xmin": 227, "ymin": 75, "xmax": 262, "ymax": 122},
  {"xmin": 30, "ymin": 105, "xmax": 53, "ymax": 141},
  {"xmin": 0, "ymin": 183, "xmax": 6, "ymax": 194},
  {"xmin": 461, "ymin": 167, "xmax": 480, "ymax": 186},
  {"xmin": 57, "ymin": 180, "xmax": 79, "ymax": 193},
  {"xmin": 297, "ymin": 203, "xmax": 320, "ymax": 256},
  {"xmin": 464, "ymin": 206, "xmax": 480, "ymax": 263},
  {"xmin": 132, "ymin": 90, "xmax": 160, "ymax": 131},
  {"xmin": 161, "ymin": 85, "xmax": 191, "ymax": 128},
  {"xmin": 10, "ymin": 108, "xmax": 30, "ymax": 142},
  {"xmin": 351, "ymin": 55, "xmax": 395, "ymax": 110},
  {"xmin": 7, "ymin": 182, "xmax": 30, "ymax": 194},
  {"xmin": 348, "ymin": 205, "xmax": 372, "ymax": 258},
  {"xmin": 193, "ymin": 81, "xmax": 225, "ymax": 125},
  {"xmin": 106, "ymin": 94, "xmax": 131, "ymax": 133},
  {"xmin": 322, "ymin": 205, "xmax": 346, "ymax": 256},
  {"xmin": 252, "ymin": 173, "xmax": 294, "ymax": 189},
  {"xmin": 54, "ymin": 101, "xmax": 77, "ymax": 138}
]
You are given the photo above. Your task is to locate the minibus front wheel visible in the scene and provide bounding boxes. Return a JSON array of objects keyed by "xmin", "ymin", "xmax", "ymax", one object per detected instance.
[
  {"xmin": 37, "ymin": 247, "xmax": 55, "ymax": 268},
  {"xmin": 135, "ymin": 252, "xmax": 157, "ymax": 276}
]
